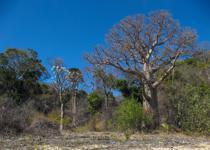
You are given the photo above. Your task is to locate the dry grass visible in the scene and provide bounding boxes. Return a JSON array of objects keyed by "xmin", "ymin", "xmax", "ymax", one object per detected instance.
[{"xmin": 0, "ymin": 132, "xmax": 210, "ymax": 150}]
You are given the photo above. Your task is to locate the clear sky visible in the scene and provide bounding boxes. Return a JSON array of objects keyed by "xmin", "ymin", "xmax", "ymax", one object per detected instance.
[{"xmin": 0, "ymin": 0, "xmax": 210, "ymax": 70}]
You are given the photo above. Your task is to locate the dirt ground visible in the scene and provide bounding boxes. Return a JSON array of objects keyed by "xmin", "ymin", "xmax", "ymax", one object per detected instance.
[{"xmin": 0, "ymin": 132, "xmax": 210, "ymax": 150}]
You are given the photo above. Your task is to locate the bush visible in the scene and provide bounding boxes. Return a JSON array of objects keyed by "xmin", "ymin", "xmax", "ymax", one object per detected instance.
[
  {"xmin": 24, "ymin": 112, "xmax": 60, "ymax": 136},
  {"xmin": 0, "ymin": 100, "xmax": 35, "ymax": 134},
  {"xmin": 87, "ymin": 92, "xmax": 103, "ymax": 115},
  {"xmin": 73, "ymin": 112, "xmax": 104, "ymax": 132},
  {"xmin": 114, "ymin": 98, "xmax": 144, "ymax": 131},
  {"xmin": 162, "ymin": 58, "xmax": 210, "ymax": 133},
  {"xmin": 47, "ymin": 110, "xmax": 71, "ymax": 128},
  {"xmin": 169, "ymin": 84, "xmax": 210, "ymax": 133}
]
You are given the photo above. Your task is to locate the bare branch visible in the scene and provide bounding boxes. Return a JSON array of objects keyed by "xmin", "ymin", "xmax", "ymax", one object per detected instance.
[
  {"xmin": 152, "ymin": 52, "xmax": 181, "ymax": 88},
  {"xmin": 85, "ymin": 10, "xmax": 197, "ymax": 89}
]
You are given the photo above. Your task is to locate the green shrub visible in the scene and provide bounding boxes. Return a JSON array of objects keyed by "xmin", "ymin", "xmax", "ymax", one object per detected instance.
[
  {"xmin": 47, "ymin": 110, "xmax": 71, "ymax": 127},
  {"xmin": 87, "ymin": 92, "xmax": 103, "ymax": 115},
  {"xmin": 115, "ymin": 98, "xmax": 143, "ymax": 131},
  {"xmin": 74, "ymin": 112, "xmax": 106, "ymax": 132},
  {"xmin": 170, "ymin": 84, "xmax": 210, "ymax": 133}
]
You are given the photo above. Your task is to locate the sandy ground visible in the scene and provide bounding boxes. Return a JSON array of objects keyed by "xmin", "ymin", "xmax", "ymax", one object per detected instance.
[{"xmin": 0, "ymin": 132, "xmax": 210, "ymax": 150}]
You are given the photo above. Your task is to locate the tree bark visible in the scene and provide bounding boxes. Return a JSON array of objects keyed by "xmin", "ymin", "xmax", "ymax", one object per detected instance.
[
  {"xmin": 143, "ymin": 63, "xmax": 160, "ymax": 128},
  {"xmin": 72, "ymin": 90, "xmax": 77, "ymax": 127},
  {"xmin": 143, "ymin": 84, "xmax": 160, "ymax": 128},
  {"xmin": 104, "ymin": 92, "xmax": 109, "ymax": 110},
  {"xmin": 59, "ymin": 92, "xmax": 64, "ymax": 133}
]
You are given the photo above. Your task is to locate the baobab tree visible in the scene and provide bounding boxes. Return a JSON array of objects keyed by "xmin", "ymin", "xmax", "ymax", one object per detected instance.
[
  {"xmin": 67, "ymin": 68, "xmax": 83, "ymax": 127},
  {"xmin": 85, "ymin": 10, "xmax": 197, "ymax": 127}
]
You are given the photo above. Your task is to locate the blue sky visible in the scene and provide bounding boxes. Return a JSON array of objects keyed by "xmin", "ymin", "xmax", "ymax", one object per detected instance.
[{"xmin": 0, "ymin": 0, "xmax": 210, "ymax": 70}]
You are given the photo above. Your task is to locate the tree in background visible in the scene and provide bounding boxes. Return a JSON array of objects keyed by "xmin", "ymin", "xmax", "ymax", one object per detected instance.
[
  {"xmin": 67, "ymin": 68, "xmax": 83, "ymax": 127},
  {"xmin": 86, "ymin": 10, "xmax": 197, "ymax": 128},
  {"xmin": 114, "ymin": 75, "xmax": 143, "ymax": 103},
  {"xmin": 92, "ymin": 68, "xmax": 115, "ymax": 110},
  {"xmin": 51, "ymin": 58, "xmax": 69, "ymax": 132},
  {"xmin": 0, "ymin": 48, "xmax": 47, "ymax": 104},
  {"xmin": 87, "ymin": 91, "xmax": 103, "ymax": 115}
]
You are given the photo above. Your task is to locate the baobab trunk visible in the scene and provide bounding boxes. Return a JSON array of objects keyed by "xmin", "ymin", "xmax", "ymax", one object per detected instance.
[
  {"xmin": 59, "ymin": 92, "xmax": 64, "ymax": 133},
  {"xmin": 143, "ymin": 63, "xmax": 160, "ymax": 128},
  {"xmin": 143, "ymin": 83, "xmax": 160, "ymax": 128},
  {"xmin": 72, "ymin": 90, "xmax": 77, "ymax": 127}
]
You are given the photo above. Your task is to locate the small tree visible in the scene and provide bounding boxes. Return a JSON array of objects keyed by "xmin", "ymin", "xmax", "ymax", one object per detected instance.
[
  {"xmin": 87, "ymin": 91, "xmax": 103, "ymax": 115},
  {"xmin": 67, "ymin": 68, "xmax": 83, "ymax": 127},
  {"xmin": 92, "ymin": 68, "xmax": 115, "ymax": 110},
  {"xmin": 51, "ymin": 58, "xmax": 68, "ymax": 132},
  {"xmin": 115, "ymin": 98, "xmax": 144, "ymax": 131}
]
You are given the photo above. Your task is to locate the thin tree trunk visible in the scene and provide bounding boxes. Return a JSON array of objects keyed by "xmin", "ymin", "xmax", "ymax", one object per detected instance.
[
  {"xmin": 72, "ymin": 90, "xmax": 77, "ymax": 127},
  {"xmin": 105, "ymin": 93, "xmax": 109, "ymax": 110},
  {"xmin": 59, "ymin": 92, "xmax": 64, "ymax": 133}
]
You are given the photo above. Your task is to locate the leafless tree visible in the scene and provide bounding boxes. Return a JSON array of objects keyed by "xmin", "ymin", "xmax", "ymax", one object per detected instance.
[
  {"xmin": 85, "ymin": 10, "xmax": 197, "ymax": 127},
  {"xmin": 67, "ymin": 68, "xmax": 83, "ymax": 127},
  {"xmin": 51, "ymin": 58, "xmax": 68, "ymax": 132},
  {"xmin": 90, "ymin": 67, "xmax": 115, "ymax": 110}
]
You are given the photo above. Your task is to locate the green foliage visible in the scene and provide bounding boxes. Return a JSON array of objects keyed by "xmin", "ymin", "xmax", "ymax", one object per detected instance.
[
  {"xmin": 143, "ymin": 114, "xmax": 153, "ymax": 129},
  {"xmin": 67, "ymin": 68, "xmax": 83, "ymax": 88},
  {"xmin": 114, "ymin": 79, "xmax": 130, "ymax": 97},
  {"xmin": 0, "ymin": 48, "xmax": 48, "ymax": 104},
  {"xmin": 174, "ymin": 84, "xmax": 210, "ymax": 132},
  {"xmin": 115, "ymin": 98, "xmax": 143, "ymax": 131},
  {"xmin": 164, "ymin": 57, "xmax": 210, "ymax": 133},
  {"xmin": 87, "ymin": 91, "xmax": 103, "ymax": 115},
  {"xmin": 160, "ymin": 123, "xmax": 170, "ymax": 132},
  {"xmin": 114, "ymin": 79, "xmax": 143, "ymax": 103},
  {"xmin": 48, "ymin": 110, "xmax": 71, "ymax": 127}
]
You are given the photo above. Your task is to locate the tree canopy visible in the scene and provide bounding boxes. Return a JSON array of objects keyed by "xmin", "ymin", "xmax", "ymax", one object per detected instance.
[{"xmin": 0, "ymin": 48, "xmax": 47, "ymax": 104}]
